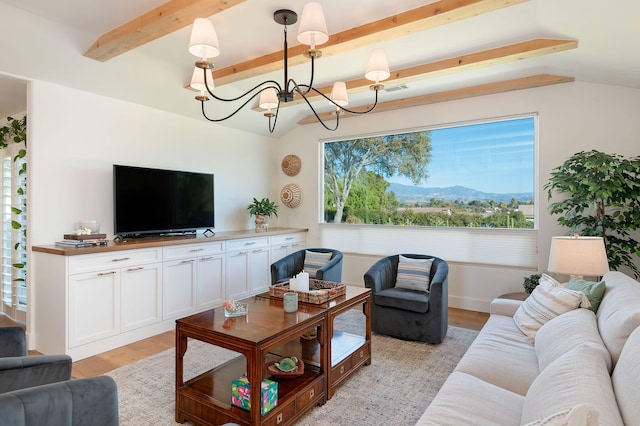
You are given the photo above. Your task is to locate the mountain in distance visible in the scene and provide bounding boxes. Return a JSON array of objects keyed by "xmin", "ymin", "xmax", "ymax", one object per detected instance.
[{"xmin": 387, "ymin": 182, "xmax": 533, "ymax": 204}]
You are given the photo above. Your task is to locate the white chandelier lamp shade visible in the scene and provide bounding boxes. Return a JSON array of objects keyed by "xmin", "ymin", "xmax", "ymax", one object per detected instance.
[
  {"xmin": 188, "ymin": 18, "xmax": 220, "ymax": 59},
  {"xmin": 297, "ymin": 2, "xmax": 329, "ymax": 49},
  {"xmin": 259, "ymin": 87, "xmax": 279, "ymax": 110},
  {"xmin": 189, "ymin": 66, "xmax": 214, "ymax": 92},
  {"xmin": 330, "ymin": 81, "xmax": 349, "ymax": 107},
  {"xmin": 547, "ymin": 235, "xmax": 610, "ymax": 278},
  {"xmin": 365, "ymin": 48, "xmax": 390, "ymax": 84}
]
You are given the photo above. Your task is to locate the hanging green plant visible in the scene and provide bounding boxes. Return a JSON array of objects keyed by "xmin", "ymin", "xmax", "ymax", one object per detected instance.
[
  {"xmin": 544, "ymin": 150, "xmax": 640, "ymax": 278},
  {"xmin": 0, "ymin": 115, "xmax": 27, "ymax": 286}
]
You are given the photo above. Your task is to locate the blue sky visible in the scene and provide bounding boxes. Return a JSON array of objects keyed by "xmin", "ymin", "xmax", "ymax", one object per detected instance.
[{"xmin": 388, "ymin": 117, "xmax": 535, "ymax": 194}]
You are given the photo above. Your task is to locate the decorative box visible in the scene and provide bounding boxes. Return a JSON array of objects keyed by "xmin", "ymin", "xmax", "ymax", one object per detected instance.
[{"xmin": 231, "ymin": 376, "xmax": 278, "ymax": 415}]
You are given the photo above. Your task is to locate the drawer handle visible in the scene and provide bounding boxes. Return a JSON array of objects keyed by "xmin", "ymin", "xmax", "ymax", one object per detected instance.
[
  {"xmin": 252, "ymin": 249, "xmax": 263, "ymax": 253},
  {"xmin": 126, "ymin": 267, "xmax": 144, "ymax": 272},
  {"xmin": 280, "ymin": 245, "xmax": 288, "ymax": 249},
  {"xmin": 98, "ymin": 271, "xmax": 116, "ymax": 276},
  {"xmin": 112, "ymin": 257, "xmax": 131, "ymax": 262},
  {"xmin": 233, "ymin": 251, "xmax": 248, "ymax": 256},
  {"xmin": 180, "ymin": 259, "xmax": 195, "ymax": 264},
  {"xmin": 285, "ymin": 237, "xmax": 294, "ymax": 240},
  {"xmin": 277, "ymin": 413, "xmax": 283, "ymax": 424},
  {"xmin": 189, "ymin": 248, "xmax": 204, "ymax": 252},
  {"xmin": 244, "ymin": 242, "xmax": 256, "ymax": 246},
  {"xmin": 360, "ymin": 350, "xmax": 364, "ymax": 359},
  {"xmin": 309, "ymin": 388, "xmax": 315, "ymax": 398},
  {"xmin": 340, "ymin": 365, "xmax": 345, "ymax": 374},
  {"xmin": 291, "ymin": 243, "xmax": 301, "ymax": 247},
  {"xmin": 199, "ymin": 256, "xmax": 214, "ymax": 261}
]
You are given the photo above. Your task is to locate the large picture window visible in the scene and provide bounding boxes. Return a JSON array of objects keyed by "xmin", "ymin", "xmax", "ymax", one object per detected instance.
[{"xmin": 323, "ymin": 116, "xmax": 536, "ymax": 229}]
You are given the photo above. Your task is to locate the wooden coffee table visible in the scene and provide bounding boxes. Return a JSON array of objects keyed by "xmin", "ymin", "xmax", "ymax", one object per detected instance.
[
  {"xmin": 175, "ymin": 286, "xmax": 372, "ymax": 425},
  {"xmin": 175, "ymin": 297, "xmax": 327, "ymax": 426}
]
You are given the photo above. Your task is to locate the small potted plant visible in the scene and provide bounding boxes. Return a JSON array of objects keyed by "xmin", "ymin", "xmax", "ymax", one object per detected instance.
[
  {"xmin": 523, "ymin": 273, "xmax": 541, "ymax": 294},
  {"xmin": 247, "ymin": 197, "xmax": 278, "ymax": 232}
]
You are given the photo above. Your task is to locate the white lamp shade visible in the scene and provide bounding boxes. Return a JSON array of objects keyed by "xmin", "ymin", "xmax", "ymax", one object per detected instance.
[
  {"xmin": 330, "ymin": 81, "xmax": 349, "ymax": 107},
  {"xmin": 259, "ymin": 88, "xmax": 279, "ymax": 110},
  {"xmin": 189, "ymin": 18, "xmax": 220, "ymax": 59},
  {"xmin": 189, "ymin": 67, "xmax": 214, "ymax": 91},
  {"xmin": 547, "ymin": 236, "xmax": 610, "ymax": 277},
  {"xmin": 365, "ymin": 48, "xmax": 390, "ymax": 83},
  {"xmin": 297, "ymin": 2, "xmax": 329, "ymax": 48}
]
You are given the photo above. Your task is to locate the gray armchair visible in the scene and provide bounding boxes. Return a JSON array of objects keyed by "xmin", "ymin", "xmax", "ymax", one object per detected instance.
[
  {"xmin": 364, "ymin": 254, "xmax": 449, "ymax": 344},
  {"xmin": 0, "ymin": 326, "xmax": 119, "ymax": 425},
  {"xmin": 271, "ymin": 248, "xmax": 343, "ymax": 285}
]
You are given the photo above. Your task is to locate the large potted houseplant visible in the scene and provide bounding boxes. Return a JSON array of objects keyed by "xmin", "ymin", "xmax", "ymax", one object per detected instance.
[
  {"xmin": 544, "ymin": 150, "xmax": 640, "ymax": 278},
  {"xmin": 247, "ymin": 197, "xmax": 278, "ymax": 232}
]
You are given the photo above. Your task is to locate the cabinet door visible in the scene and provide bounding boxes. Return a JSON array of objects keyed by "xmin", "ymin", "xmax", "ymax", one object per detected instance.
[
  {"xmin": 68, "ymin": 269, "xmax": 120, "ymax": 348},
  {"xmin": 121, "ymin": 263, "xmax": 163, "ymax": 332},
  {"xmin": 270, "ymin": 244, "xmax": 289, "ymax": 264},
  {"xmin": 163, "ymin": 258, "xmax": 196, "ymax": 320},
  {"xmin": 248, "ymin": 248, "xmax": 271, "ymax": 294},
  {"xmin": 225, "ymin": 251, "xmax": 250, "ymax": 300},
  {"xmin": 196, "ymin": 254, "xmax": 224, "ymax": 310}
]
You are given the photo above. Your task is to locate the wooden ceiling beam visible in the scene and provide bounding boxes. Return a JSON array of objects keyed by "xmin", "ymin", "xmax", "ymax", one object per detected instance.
[
  {"xmin": 297, "ymin": 74, "xmax": 575, "ymax": 125},
  {"xmin": 249, "ymin": 38, "xmax": 577, "ymax": 110},
  {"xmin": 212, "ymin": 0, "xmax": 530, "ymax": 85},
  {"xmin": 84, "ymin": 0, "xmax": 247, "ymax": 62}
]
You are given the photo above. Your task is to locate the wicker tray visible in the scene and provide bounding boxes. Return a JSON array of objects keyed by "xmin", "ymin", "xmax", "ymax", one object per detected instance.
[{"xmin": 269, "ymin": 279, "xmax": 346, "ymax": 304}]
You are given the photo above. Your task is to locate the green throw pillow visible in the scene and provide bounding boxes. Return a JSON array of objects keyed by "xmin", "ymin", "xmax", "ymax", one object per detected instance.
[{"xmin": 566, "ymin": 278, "xmax": 606, "ymax": 313}]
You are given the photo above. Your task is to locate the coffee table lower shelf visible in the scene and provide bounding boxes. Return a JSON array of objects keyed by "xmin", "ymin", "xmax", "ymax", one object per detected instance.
[{"xmin": 176, "ymin": 356, "xmax": 325, "ymax": 426}]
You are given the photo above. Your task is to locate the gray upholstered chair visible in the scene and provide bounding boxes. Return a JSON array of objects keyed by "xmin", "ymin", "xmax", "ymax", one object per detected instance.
[
  {"xmin": 364, "ymin": 254, "xmax": 449, "ymax": 344},
  {"xmin": 271, "ymin": 248, "xmax": 344, "ymax": 285},
  {"xmin": 0, "ymin": 326, "xmax": 119, "ymax": 425}
]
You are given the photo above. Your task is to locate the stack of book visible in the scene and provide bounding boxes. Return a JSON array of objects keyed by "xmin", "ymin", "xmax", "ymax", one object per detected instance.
[{"xmin": 55, "ymin": 233, "xmax": 108, "ymax": 248}]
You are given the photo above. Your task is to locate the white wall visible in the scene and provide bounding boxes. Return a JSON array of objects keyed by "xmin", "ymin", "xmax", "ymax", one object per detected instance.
[
  {"xmin": 26, "ymin": 80, "xmax": 273, "ymax": 340},
  {"xmin": 273, "ymin": 81, "xmax": 640, "ymax": 311}
]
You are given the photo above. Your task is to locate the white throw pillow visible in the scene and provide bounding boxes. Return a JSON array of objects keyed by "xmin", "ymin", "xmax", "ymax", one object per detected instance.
[
  {"xmin": 523, "ymin": 403, "xmax": 599, "ymax": 426},
  {"xmin": 513, "ymin": 274, "xmax": 588, "ymax": 342},
  {"xmin": 521, "ymin": 344, "xmax": 623, "ymax": 425},
  {"xmin": 535, "ymin": 308, "xmax": 612, "ymax": 372},
  {"xmin": 303, "ymin": 250, "xmax": 333, "ymax": 278},
  {"xmin": 394, "ymin": 255, "xmax": 433, "ymax": 292}
]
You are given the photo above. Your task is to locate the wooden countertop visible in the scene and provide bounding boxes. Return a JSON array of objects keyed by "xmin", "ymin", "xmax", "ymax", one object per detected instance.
[{"xmin": 32, "ymin": 227, "xmax": 308, "ymax": 256}]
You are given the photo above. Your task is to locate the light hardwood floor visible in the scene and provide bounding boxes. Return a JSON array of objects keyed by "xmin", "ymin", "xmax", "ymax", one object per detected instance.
[{"xmin": 70, "ymin": 307, "xmax": 488, "ymax": 379}]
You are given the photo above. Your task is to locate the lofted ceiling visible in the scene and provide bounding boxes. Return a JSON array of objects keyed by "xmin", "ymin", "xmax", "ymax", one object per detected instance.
[{"xmin": 0, "ymin": 0, "xmax": 639, "ymax": 136}]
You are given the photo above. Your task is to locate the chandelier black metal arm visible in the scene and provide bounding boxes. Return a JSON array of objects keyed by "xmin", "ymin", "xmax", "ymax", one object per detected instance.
[{"xmin": 199, "ymin": 82, "xmax": 280, "ymax": 122}]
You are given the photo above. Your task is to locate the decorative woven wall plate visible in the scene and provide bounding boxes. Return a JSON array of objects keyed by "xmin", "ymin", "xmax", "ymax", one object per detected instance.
[
  {"xmin": 281, "ymin": 154, "xmax": 301, "ymax": 176},
  {"xmin": 280, "ymin": 183, "xmax": 303, "ymax": 208}
]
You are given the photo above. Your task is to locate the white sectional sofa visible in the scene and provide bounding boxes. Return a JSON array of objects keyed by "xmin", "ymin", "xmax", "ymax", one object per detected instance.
[{"xmin": 417, "ymin": 271, "xmax": 640, "ymax": 425}]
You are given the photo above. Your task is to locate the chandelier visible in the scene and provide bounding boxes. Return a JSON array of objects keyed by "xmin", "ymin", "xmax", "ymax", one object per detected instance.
[{"xmin": 188, "ymin": 2, "xmax": 390, "ymax": 133}]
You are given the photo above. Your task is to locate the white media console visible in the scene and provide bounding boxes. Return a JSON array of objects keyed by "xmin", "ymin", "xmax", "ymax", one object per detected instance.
[{"xmin": 32, "ymin": 228, "xmax": 307, "ymax": 360}]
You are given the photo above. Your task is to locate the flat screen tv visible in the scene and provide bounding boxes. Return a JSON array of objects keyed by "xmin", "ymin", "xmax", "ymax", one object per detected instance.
[{"xmin": 113, "ymin": 164, "xmax": 214, "ymax": 238}]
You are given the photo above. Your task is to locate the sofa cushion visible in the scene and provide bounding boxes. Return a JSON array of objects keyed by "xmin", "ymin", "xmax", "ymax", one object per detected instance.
[
  {"xmin": 521, "ymin": 344, "xmax": 623, "ymax": 425},
  {"xmin": 394, "ymin": 255, "xmax": 433, "ymax": 292},
  {"xmin": 454, "ymin": 314, "xmax": 538, "ymax": 396},
  {"xmin": 611, "ymin": 326, "xmax": 640, "ymax": 425},
  {"xmin": 566, "ymin": 277, "xmax": 606, "ymax": 313},
  {"xmin": 596, "ymin": 271, "xmax": 640, "ymax": 366},
  {"xmin": 523, "ymin": 404, "xmax": 599, "ymax": 426},
  {"xmin": 303, "ymin": 250, "xmax": 332, "ymax": 278},
  {"xmin": 374, "ymin": 288, "xmax": 429, "ymax": 313},
  {"xmin": 513, "ymin": 274, "xmax": 586, "ymax": 342},
  {"xmin": 535, "ymin": 308, "xmax": 612, "ymax": 372},
  {"xmin": 416, "ymin": 372, "xmax": 524, "ymax": 426}
]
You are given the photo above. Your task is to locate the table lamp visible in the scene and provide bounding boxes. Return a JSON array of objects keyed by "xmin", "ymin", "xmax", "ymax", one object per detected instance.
[{"xmin": 547, "ymin": 235, "xmax": 609, "ymax": 279}]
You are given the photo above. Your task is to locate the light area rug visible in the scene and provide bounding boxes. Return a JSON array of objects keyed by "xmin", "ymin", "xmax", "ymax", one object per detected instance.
[{"xmin": 108, "ymin": 316, "xmax": 478, "ymax": 426}]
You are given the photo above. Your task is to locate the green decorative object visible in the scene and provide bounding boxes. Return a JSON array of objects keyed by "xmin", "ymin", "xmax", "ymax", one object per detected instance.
[
  {"xmin": 0, "ymin": 115, "xmax": 27, "ymax": 290},
  {"xmin": 247, "ymin": 197, "xmax": 279, "ymax": 232},
  {"xmin": 274, "ymin": 356, "xmax": 298, "ymax": 372},
  {"xmin": 523, "ymin": 274, "xmax": 541, "ymax": 294},
  {"xmin": 544, "ymin": 150, "xmax": 640, "ymax": 278}
]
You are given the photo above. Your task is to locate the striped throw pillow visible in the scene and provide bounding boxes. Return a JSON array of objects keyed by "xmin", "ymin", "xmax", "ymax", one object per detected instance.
[
  {"xmin": 394, "ymin": 255, "xmax": 434, "ymax": 292},
  {"xmin": 303, "ymin": 251, "xmax": 333, "ymax": 278},
  {"xmin": 513, "ymin": 273, "xmax": 589, "ymax": 342}
]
